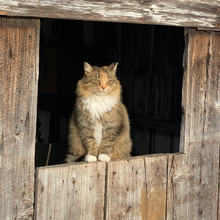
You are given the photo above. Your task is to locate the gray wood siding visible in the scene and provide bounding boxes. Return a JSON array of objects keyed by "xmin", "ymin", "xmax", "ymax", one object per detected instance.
[
  {"xmin": 35, "ymin": 155, "xmax": 171, "ymax": 220},
  {"xmin": 35, "ymin": 162, "xmax": 106, "ymax": 220},
  {"xmin": 0, "ymin": 18, "xmax": 40, "ymax": 219},
  {"xmin": 0, "ymin": 0, "xmax": 220, "ymax": 29},
  {"xmin": 34, "ymin": 28, "xmax": 220, "ymax": 220},
  {"xmin": 180, "ymin": 28, "xmax": 220, "ymax": 220}
]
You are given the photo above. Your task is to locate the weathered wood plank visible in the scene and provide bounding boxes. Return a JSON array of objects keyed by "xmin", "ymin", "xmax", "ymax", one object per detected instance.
[
  {"xmin": 166, "ymin": 154, "xmax": 189, "ymax": 220},
  {"xmin": 185, "ymin": 29, "xmax": 220, "ymax": 220},
  {"xmin": 145, "ymin": 156, "xmax": 168, "ymax": 220},
  {"xmin": 105, "ymin": 157, "xmax": 146, "ymax": 220},
  {"xmin": 168, "ymin": 28, "xmax": 220, "ymax": 220},
  {"xmin": 0, "ymin": 17, "xmax": 39, "ymax": 220},
  {"xmin": 167, "ymin": 140, "xmax": 219, "ymax": 220},
  {"xmin": 0, "ymin": 0, "xmax": 220, "ymax": 29},
  {"xmin": 196, "ymin": 30, "xmax": 220, "ymax": 220},
  {"xmin": 35, "ymin": 162, "xmax": 106, "ymax": 220},
  {"xmin": 105, "ymin": 155, "xmax": 169, "ymax": 220}
]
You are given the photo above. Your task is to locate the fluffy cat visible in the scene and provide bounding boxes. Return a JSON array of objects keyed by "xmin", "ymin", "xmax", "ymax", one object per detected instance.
[{"xmin": 66, "ymin": 62, "xmax": 132, "ymax": 163}]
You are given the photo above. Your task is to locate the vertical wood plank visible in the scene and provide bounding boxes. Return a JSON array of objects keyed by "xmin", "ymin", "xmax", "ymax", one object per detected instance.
[
  {"xmin": 185, "ymin": 29, "xmax": 219, "ymax": 220},
  {"xmin": 0, "ymin": 18, "xmax": 39, "ymax": 219},
  {"xmin": 105, "ymin": 157, "xmax": 146, "ymax": 220},
  {"xmin": 35, "ymin": 162, "xmax": 106, "ymax": 220},
  {"xmin": 166, "ymin": 154, "xmax": 189, "ymax": 220},
  {"xmin": 167, "ymin": 28, "xmax": 220, "ymax": 220},
  {"xmin": 145, "ymin": 156, "xmax": 168, "ymax": 220}
]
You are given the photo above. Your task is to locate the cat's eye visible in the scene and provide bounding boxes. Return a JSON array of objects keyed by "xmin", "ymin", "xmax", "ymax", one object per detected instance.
[
  {"xmin": 107, "ymin": 80, "xmax": 113, "ymax": 84},
  {"xmin": 92, "ymin": 79, "xmax": 100, "ymax": 84}
]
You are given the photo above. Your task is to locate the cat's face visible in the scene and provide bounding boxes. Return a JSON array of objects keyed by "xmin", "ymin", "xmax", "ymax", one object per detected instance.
[{"xmin": 80, "ymin": 62, "xmax": 120, "ymax": 96}]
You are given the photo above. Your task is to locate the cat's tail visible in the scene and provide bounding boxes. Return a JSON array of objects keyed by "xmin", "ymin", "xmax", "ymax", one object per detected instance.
[{"xmin": 65, "ymin": 154, "xmax": 85, "ymax": 163}]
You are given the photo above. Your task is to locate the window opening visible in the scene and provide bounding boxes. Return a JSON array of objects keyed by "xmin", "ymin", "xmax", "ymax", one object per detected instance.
[{"xmin": 36, "ymin": 19, "xmax": 184, "ymax": 167}]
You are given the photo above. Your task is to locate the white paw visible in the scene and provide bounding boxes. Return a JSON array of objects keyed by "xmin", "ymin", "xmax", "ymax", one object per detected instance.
[
  {"xmin": 98, "ymin": 154, "xmax": 110, "ymax": 162},
  {"xmin": 85, "ymin": 154, "xmax": 97, "ymax": 162}
]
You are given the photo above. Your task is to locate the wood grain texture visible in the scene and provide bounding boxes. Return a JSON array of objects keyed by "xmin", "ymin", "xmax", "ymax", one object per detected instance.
[
  {"xmin": 0, "ymin": 0, "xmax": 220, "ymax": 29},
  {"xmin": 166, "ymin": 154, "xmax": 189, "ymax": 220},
  {"xmin": 169, "ymin": 28, "xmax": 220, "ymax": 220},
  {"xmin": 105, "ymin": 157, "xmax": 146, "ymax": 220},
  {"xmin": 35, "ymin": 162, "xmax": 106, "ymax": 220},
  {"xmin": 35, "ymin": 155, "xmax": 178, "ymax": 220},
  {"xmin": 186, "ymin": 29, "xmax": 220, "ymax": 220},
  {"xmin": 145, "ymin": 156, "xmax": 168, "ymax": 220},
  {"xmin": 0, "ymin": 17, "xmax": 40, "ymax": 219}
]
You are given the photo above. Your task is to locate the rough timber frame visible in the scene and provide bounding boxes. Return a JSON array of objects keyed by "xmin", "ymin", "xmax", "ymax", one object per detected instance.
[
  {"xmin": 0, "ymin": 1, "xmax": 220, "ymax": 219},
  {"xmin": 0, "ymin": 0, "xmax": 220, "ymax": 30}
]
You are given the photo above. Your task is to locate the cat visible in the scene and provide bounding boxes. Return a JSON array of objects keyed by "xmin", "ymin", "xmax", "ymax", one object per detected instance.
[{"xmin": 66, "ymin": 62, "xmax": 132, "ymax": 163}]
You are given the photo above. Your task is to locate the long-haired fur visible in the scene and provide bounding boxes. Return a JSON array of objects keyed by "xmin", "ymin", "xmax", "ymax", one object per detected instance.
[{"xmin": 66, "ymin": 62, "xmax": 132, "ymax": 163}]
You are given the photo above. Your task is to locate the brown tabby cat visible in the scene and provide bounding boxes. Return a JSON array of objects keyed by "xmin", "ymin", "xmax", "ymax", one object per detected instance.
[{"xmin": 66, "ymin": 62, "xmax": 132, "ymax": 163}]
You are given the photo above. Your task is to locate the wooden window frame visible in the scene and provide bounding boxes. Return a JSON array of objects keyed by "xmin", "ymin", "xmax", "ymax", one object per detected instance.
[{"xmin": 1, "ymin": 1, "xmax": 220, "ymax": 219}]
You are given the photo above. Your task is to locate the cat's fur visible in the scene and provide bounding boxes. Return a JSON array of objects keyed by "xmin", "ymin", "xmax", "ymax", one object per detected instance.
[{"xmin": 66, "ymin": 62, "xmax": 132, "ymax": 163}]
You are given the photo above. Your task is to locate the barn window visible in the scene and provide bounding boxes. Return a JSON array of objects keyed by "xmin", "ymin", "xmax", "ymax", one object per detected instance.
[{"xmin": 35, "ymin": 19, "xmax": 184, "ymax": 167}]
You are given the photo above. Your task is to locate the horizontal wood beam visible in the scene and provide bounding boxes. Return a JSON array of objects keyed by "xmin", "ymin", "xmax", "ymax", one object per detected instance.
[
  {"xmin": 0, "ymin": 0, "xmax": 220, "ymax": 29},
  {"xmin": 35, "ymin": 155, "xmax": 182, "ymax": 219}
]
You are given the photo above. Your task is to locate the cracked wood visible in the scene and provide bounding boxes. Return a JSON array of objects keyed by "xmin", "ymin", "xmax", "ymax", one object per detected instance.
[
  {"xmin": 0, "ymin": 0, "xmax": 220, "ymax": 29},
  {"xmin": 0, "ymin": 17, "xmax": 40, "ymax": 219},
  {"xmin": 167, "ymin": 29, "xmax": 220, "ymax": 220},
  {"xmin": 35, "ymin": 162, "xmax": 106, "ymax": 220}
]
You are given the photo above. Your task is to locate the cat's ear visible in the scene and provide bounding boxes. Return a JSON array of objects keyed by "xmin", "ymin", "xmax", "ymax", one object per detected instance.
[
  {"xmin": 84, "ymin": 62, "xmax": 94, "ymax": 75},
  {"xmin": 109, "ymin": 62, "xmax": 118, "ymax": 74}
]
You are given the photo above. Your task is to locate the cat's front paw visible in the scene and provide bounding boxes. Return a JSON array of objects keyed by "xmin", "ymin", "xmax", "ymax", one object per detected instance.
[
  {"xmin": 98, "ymin": 154, "xmax": 110, "ymax": 162},
  {"xmin": 85, "ymin": 154, "xmax": 97, "ymax": 162}
]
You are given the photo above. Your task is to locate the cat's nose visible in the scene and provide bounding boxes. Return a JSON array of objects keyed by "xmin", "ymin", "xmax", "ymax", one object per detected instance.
[{"xmin": 101, "ymin": 86, "xmax": 106, "ymax": 90}]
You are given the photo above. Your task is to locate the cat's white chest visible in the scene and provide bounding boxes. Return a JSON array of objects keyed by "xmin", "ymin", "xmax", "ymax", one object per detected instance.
[
  {"xmin": 81, "ymin": 95, "xmax": 117, "ymax": 148},
  {"xmin": 81, "ymin": 95, "xmax": 117, "ymax": 120},
  {"xmin": 94, "ymin": 121, "xmax": 102, "ymax": 148}
]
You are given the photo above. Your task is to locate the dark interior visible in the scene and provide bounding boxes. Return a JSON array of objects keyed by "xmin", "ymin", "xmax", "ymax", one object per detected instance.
[{"xmin": 35, "ymin": 19, "xmax": 184, "ymax": 167}]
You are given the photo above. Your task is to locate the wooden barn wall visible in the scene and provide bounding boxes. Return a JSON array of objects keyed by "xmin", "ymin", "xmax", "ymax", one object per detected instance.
[
  {"xmin": 34, "ymin": 154, "xmax": 171, "ymax": 220},
  {"xmin": 0, "ymin": 18, "xmax": 40, "ymax": 219},
  {"xmin": 38, "ymin": 20, "xmax": 183, "ymax": 156},
  {"xmin": 0, "ymin": 0, "xmax": 220, "ymax": 30},
  {"xmin": 177, "ymin": 28, "xmax": 220, "ymax": 219},
  {"xmin": 34, "ymin": 28, "xmax": 220, "ymax": 220}
]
